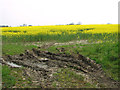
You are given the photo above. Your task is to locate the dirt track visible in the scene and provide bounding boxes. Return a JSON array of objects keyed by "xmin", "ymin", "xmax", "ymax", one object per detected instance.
[{"xmin": 1, "ymin": 48, "xmax": 119, "ymax": 88}]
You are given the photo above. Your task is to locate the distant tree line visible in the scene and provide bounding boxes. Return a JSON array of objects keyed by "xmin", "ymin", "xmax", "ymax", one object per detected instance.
[
  {"xmin": 20, "ymin": 24, "xmax": 32, "ymax": 27},
  {"xmin": 0, "ymin": 22, "xmax": 112, "ymax": 27},
  {"xmin": 0, "ymin": 25, "xmax": 9, "ymax": 27},
  {"xmin": 67, "ymin": 22, "xmax": 82, "ymax": 25}
]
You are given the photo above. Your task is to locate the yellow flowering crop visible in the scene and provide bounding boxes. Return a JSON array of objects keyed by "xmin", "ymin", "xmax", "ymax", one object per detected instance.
[{"xmin": 1, "ymin": 24, "xmax": 118, "ymax": 36}]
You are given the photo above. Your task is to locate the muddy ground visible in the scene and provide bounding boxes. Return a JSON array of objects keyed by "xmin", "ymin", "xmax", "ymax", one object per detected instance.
[{"xmin": 1, "ymin": 46, "xmax": 119, "ymax": 88}]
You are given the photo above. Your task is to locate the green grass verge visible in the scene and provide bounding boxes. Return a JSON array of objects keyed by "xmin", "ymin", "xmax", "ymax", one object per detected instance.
[
  {"xmin": 2, "ymin": 65, "xmax": 16, "ymax": 88},
  {"xmin": 2, "ymin": 65, "xmax": 36, "ymax": 88},
  {"xmin": 48, "ymin": 41, "xmax": 119, "ymax": 81},
  {"xmin": 52, "ymin": 68, "xmax": 97, "ymax": 88},
  {"xmin": 2, "ymin": 42, "xmax": 38, "ymax": 56}
]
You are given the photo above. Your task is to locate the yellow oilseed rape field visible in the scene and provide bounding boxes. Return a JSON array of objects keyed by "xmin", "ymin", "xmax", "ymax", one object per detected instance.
[
  {"xmin": 1, "ymin": 24, "xmax": 118, "ymax": 36},
  {"xmin": 1, "ymin": 24, "xmax": 118, "ymax": 42}
]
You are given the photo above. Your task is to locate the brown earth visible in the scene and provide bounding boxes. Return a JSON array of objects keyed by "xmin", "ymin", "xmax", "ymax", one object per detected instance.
[{"xmin": 1, "ymin": 47, "xmax": 119, "ymax": 88}]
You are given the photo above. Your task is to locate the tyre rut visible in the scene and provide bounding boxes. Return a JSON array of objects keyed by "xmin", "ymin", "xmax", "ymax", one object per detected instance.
[{"xmin": 1, "ymin": 48, "xmax": 119, "ymax": 88}]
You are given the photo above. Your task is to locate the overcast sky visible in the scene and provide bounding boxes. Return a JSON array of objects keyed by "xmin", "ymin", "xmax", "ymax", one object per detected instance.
[{"xmin": 0, "ymin": 0, "xmax": 119, "ymax": 26}]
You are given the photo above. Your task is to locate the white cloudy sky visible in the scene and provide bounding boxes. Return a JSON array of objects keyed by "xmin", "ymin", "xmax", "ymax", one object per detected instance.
[{"xmin": 0, "ymin": 0, "xmax": 119, "ymax": 26}]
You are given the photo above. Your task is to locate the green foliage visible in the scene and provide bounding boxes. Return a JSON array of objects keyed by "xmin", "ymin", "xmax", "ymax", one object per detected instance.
[
  {"xmin": 2, "ymin": 42, "xmax": 37, "ymax": 55},
  {"xmin": 2, "ymin": 66, "xmax": 34, "ymax": 88},
  {"xmin": 2, "ymin": 66, "xmax": 16, "ymax": 88},
  {"xmin": 52, "ymin": 68, "xmax": 96, "ymax": 88},
  {"xmin": 2, "ymin": 32, "xmax": 117, "ymax": 43},
  {"xmin": 80, "ymin": 42, "xmax": 119, "ymax": 81},
  {"xmin": 48, "ymin": 40, "xmax": 118, "ymax": 81}
]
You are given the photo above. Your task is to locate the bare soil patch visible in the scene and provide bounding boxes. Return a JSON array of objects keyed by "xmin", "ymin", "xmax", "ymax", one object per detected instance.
[{"xmin": 1, "ymin": 48, "xmax": 119, "ymax": 88}]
